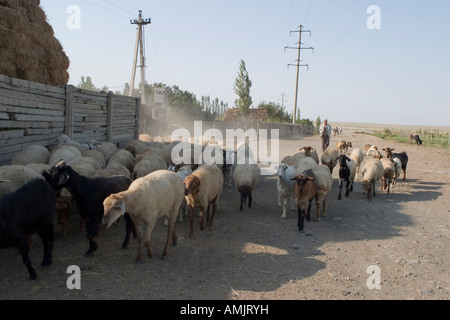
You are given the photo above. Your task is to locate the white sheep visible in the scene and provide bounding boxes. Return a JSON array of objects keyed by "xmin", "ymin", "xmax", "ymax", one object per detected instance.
[
  {"xmin": 93, "ymin": 163, "xmax": 131, "ymax": 178},
  {"xmin": 103, "ymin": 170, "xmax": 184, "ymax": 261},
  {"xmin": 132, "ymin": 154, "xmax": 168, "ymax": 179},
  {"xmin": 311, "ymin": 164, "xmax": 333, "ymax": 220},
  {"xmin": 232, "ymin": 158, "xmax": 260, "ymax": 211},
  {"xmin": 184, "ymin": 164, "xmax": 223, "ymax": 237},
  {"xmin": 67, "ymin": 156, "xmax": 101, "ymax": 177},
  {"xmin": 276, "ymin": 163, "xmax": 298, "ymax": 219},
  {"xmin": 349, "ymin": 148, "xmax": 365, "ymax": 180},
  {"xmin": 359, "ymin": 158, "xmax": 384, "ymax": 201},
  {"xmin": 320, "ymin": 148, "xmax": 339, "ymax": 174},
  {"xmin": 48, "ymin": 145, "xmax": 82, "ymax": 167},
  {"xmin": 296, "ymin": 146, "xmax": 320, "ymax": 164},
  {"xmin": 107, "ymin": 149, "xmax": 135, "ymax": 173},
  {"xmin": 167, "ymin": 163, "xmax": 193, "ymax": 223},
  {"xmin": 82, "ymin": 149, "xmax": 106, "ymax": 169},
  {"xmin": 392, "ymin": 158, "xmax": 402, "ymax": 186},
  {"xmin": 11, "ymin": 144, "xmax": 50, "ymax": 165},
  {"xmin": 380, "ymin": 158, "xmax": 396, "ymax": 195},
  {"xmin": 0, "ymin": 165, "xmax": 44, "ymax": 197}
]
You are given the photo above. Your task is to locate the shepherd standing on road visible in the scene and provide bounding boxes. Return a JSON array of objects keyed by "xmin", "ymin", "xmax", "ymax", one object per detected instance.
[{"xmin": 319, "ymin": 119, "xmax": 332, "ymax": 152}]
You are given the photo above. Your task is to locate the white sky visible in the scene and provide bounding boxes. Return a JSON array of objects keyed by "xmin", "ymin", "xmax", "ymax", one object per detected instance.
[{"xmin": 40, "ymin": 0, "xmax": 450, "ymax": 126}]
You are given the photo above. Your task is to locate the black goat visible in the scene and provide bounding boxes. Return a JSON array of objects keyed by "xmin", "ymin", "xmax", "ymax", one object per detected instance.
[
  {"xmin": 383, "ymin": 148, "xmax": 408, "ymax": 181},
  {"xmin": 409, "ymin": 134, "xmax": 423, "ymax": 145},
  {"xmin": 47, "ymin": 160, "xmax": 134, "ymax": 256},
  {"xmin": 0, "ymin": 178, "xmax": 57, "ymax": 280},
  {"xmin": 337, "ymin": 154, "xmax": 353, "ymax": 200}
]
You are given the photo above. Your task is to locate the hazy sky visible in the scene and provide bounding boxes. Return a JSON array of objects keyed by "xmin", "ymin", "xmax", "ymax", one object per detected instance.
[{"xmin": 40, "ymin": 0, "xmax": 450, "ymax": 126}]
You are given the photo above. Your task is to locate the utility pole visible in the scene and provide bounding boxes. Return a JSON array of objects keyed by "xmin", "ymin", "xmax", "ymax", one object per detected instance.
[
  {"xmin": 129, "ymin": 10, "xmax": 151, "ymax": 104},
  {"xmin": 285, "ymin": 25, "xmax": 313, "ymax": 124}
]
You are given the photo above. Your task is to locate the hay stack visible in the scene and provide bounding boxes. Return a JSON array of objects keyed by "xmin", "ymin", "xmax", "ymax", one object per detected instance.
[{"xmin": 0, "ymin": 0, "xmax": 70, "ymax": 85}]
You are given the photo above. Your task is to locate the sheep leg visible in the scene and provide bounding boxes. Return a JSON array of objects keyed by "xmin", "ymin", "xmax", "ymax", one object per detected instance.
[
  {"xmin": 337, "ymin": 179, "xmax": 343, "ymax": 200},
  {"xmin": 162, "ymin": 220, "xmax": 175, "ymax": 260},
  {"xmin": 345, "ymin": 179, "xmax": 350, "ymax": 197},
  {"xmin": 281, "ymin": 198, "xmax": 288, "ymax": 219},
  {"xmin": 209, "ymin": 201, "xmax": 218, "ymax": 227},
  {"xmin": 239, "ymin": 196, "xmax": 244, "ymax": 211},
  {"xmin": 188, "ymin": 206, "xmax": 195, "ymax": 237},
  {"xmin": 37, "ymin": 225, "xmax": 54, "ymax": 267},
  {"xmin": 248, "ymin": 191, "xmax": 252, "ymax": 209},
  {"xmin": 122, "ymin": 213, "xmax": 136, "ymax": 249},
  {"xmin": 306, "ymin": 200, "xmax": 312, "ymax": 222},
  {"xmin": 199, "ymin": 208, "xmax": 206, "ymax": 231},
  {"xmin": 17, "ymin": 238, "xmax": 37, "ymax": 280},
  {"xmin": 144, "ymin": 223, "xmax": 154, "ymax": 259},
  {"xmin": 297, "ymin": 208, "xmax": 305, "ymax": 232},
  {"xmin": 135, "ymin": 224, "xmax": 143, "ymax": 262}
]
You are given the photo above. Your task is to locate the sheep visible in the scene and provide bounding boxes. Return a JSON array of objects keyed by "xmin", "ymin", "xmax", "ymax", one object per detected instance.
[
  {"xmin": 311, "ymin": 164, "xmax": 333, "ymax": 219},
  {"xmin": 291, "ymin": 169, "xmax": 317, "ymax": 232},
  {"xmin": 349, "ymin": 148, "xmax": 365, "ymax": 179},
  {"xmin": 392, "ymin": 158, "xmax": 402, "ymax": 186},
  {"xmin": 134, "ymin": 146, "xmax": 170, "ymax": 165},
  {"xmin": 336, "ymin": 140, "xmax": 352, "ymax": 154},
  {"xmin": 337, "ymin": 154, "xmax": 357, "ymax": 200},
  {"xmin": 48, "ymin": 145, "xmax": 83, "ymax": 167},
  {"xmin": 125, "ymin": 139, "xmax": 150, "ymax": 156},
  {"xmin": 380, "ymin": 158, "xmax": 396, "ymax": 195},
  {"xmin": 276, "ymin": 163, "xmax": 298, "ymax": 219},
  {"xmin": 232, "ymin": 159, "xmax": 260, "ymax": 211},
  {"xmin": 184, "ymin": 164, "xmax": 223, "ymax": 237},
  {"xmin": 0, "ymin": 165, "xmax": 44, "ymax": 198},
  {"xmin": 54, "ymin": 188, "xmax": 78, "ymax": 237},
  {"xmin": 132, "ymin": 154, "xmax": 168, "ymax": 180},
  {"xmin": 296, "ymin": 146, "xmax": 319, "ymax": 164},
  {"xmin": 93, "ymin": 163, "xmax": 131, "ymax": 179},
  {"xmin": 103, "ymin": 170, "xmax": 184, "ymax": 262},
  {"xmin": 11, "ymin": 144, "xmax": 50, "ymax": 165},
  {"xmin": 359, "ymin": 158, "xmax": 384, "ymax": 201},
  {"xmin": 167, "ymin": 162, "xmax": 193, "ymax": 222},
  {"xmin": 67, "ymin": 156, "xmax": 100, "ymax": 177},
  {"xmin": 0, "ymin": 177, "xmax": 57, "ymax": 280},
  {"xmin": 107, "ymin": 149, "xmax": 135, "ymax": 173},
  {"xmin": 409, "ymin": 134, "xmax": 423, "ymax": 145},
  {"xmin": 364, "ymin": 144, "xmax": 379, "ymax": 157},
  {"xmin": 383, "ymin": 147, "xmax": 408, "ymax": 181},
  {"xmin": 320, "ymin": 148, "xmax": 339, "ymax": 173},
  {"xmin": 222, "ymin": 148, "xmax": 236, "ymax": 187},
  {"xmin": 91, "ymin": 141, "xmax": 118, "ymax": 162},
  {"xmin": 46, "ymin": 160, "xmax": 133, "ymax": 256},
  {"xmin": 82, "ymin": 149, "xmax": 106, "ymax": 169}
]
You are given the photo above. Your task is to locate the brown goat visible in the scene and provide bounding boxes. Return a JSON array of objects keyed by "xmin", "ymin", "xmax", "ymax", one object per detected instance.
[{"xmin": 291, "ymin": 170, "xmax": 317, "ymax": 232}]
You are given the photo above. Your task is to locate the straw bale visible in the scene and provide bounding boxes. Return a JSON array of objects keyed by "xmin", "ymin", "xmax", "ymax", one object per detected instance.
[{"xmin": 0, "ymin": 0, "xmax": 70, "ymax": 85}]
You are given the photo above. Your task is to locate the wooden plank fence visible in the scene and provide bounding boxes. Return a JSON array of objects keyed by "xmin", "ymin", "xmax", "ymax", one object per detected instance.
[{"xmin": 0, "ymin": 74, "xmax": 140, "ymax": 165}]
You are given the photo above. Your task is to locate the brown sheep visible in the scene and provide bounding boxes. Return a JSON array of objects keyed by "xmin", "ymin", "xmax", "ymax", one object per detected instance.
[
  {"xmin": 184, "ymin": 164, "xmax": 223, "ymax": 237},
  {"xmin": 291, "ymin": 170, "xmax": 317, "ymax": 232}
]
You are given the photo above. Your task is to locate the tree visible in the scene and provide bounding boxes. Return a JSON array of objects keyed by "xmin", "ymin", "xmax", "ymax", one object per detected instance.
[
  {"xmin": 77, "ymin": 76, "xmax": 108, "ymax": 92},
  {"xmin": 258, "ymin": 101, "xmax": 291, "ymax": 123},
  {"xmin": 233, "ymin": 59, "xmax": 252, "ymax": 118}
]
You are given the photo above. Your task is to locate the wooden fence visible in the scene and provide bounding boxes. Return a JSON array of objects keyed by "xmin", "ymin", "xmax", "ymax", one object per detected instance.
[{"xmin": 0, "ymin": 74, "xmax": 140, "ymax": 165}]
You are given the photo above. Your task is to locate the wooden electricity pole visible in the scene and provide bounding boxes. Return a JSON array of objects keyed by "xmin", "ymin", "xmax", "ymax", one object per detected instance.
[
  {"xmin": 285, "ymin": 25, "xmax": 313, "ymax": 124},
  {"xmin": 129, "ymin": 10, "xmax": 151, "ymax": 104}
]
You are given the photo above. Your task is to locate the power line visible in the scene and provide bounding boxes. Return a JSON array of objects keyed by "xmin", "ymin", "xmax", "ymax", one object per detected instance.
[
  {"xmin": 81, "ymin": 0, "xmax": 130, "ymax": 19},
  {"xmin": 304, "ymin": 0, "xmax": 314, "ymax": 25},
  {"xmin": 129, "ymin": 10, "xmax": 151, "ymax": 104},
  {"xmin": 101, "ymin": 0, "xmax": 135, "ymax": 16},
  {"xmin": 285, "ymin": 25, "xmax": 314, "ymax": 124}
]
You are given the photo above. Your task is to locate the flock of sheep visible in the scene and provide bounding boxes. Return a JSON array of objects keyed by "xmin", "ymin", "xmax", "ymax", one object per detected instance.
[
  {"xmin": 0, "ymin": 133, "xmax": 409, "ymax": 281},
  {"xmin": 276, "ymin": 140, "xmax": 409, "ymax": 231}
]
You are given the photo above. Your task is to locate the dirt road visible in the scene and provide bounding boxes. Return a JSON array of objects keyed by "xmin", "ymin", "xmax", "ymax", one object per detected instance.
[{"xmin": 0, "ymin": 126, "xmax": 449, "ymax": 300}]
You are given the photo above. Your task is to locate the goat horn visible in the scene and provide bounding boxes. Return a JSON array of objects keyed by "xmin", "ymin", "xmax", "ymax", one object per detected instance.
[{"xmin": 0, "ymin": 179, "xmax": 11, "ymax": 183}]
